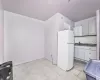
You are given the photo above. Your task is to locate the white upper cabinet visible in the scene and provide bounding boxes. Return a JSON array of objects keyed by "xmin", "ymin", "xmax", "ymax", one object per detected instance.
[
  {"xmin": 88, "ymin": 17, "xmax": 96, "ymax": 35},
  {"xmin": 74, "ymin": 26, "xmax": 82, "ymax": 36},
  {"xmin": 74, "ymin": 17, "xmax": 96, "ymax": 36},
  {"xmin": 81, "ymin": 20, "xmax": 89, "ymax": 36},
  {"xmin": 74, "ymin": 21, "xmax": 83, "ymax": 36},
  {"xmin": 74, "ymin": 20, "xmax": 89, "ymax": 36}
]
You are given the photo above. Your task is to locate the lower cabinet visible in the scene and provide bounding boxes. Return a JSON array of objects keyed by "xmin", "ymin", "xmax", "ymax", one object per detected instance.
[
  {"xmin": 78, "ymin": 48, "xmax": 85, "ymax": 60},
  {"xmin": 75, "ymin": 47, "xmax": 78, "ymax": 58},
  {"xmin": 84, "ymin": 49, "xmax": 90, "ymax": 61},
  {"xmin": 91, "ymin": 50, "xmax": 97, "ymax": 59},
  {"xmin": 75, "ymin": 47, "xmax": 97, "ymax": 61},
  {"xmin": 75, "ymin": 47, "xmax": 85, "ymax": 60}
]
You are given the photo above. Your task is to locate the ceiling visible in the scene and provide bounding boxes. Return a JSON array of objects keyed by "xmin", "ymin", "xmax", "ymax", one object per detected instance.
[{"xmin": 2, "ymin": 0, "xmax": 100, "ymax": 21}]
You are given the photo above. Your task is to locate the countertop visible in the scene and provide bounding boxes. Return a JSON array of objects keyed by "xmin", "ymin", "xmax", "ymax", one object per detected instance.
[{"xmin": 75, "ymin": 43, "xmax": 97, "ymax": 47}]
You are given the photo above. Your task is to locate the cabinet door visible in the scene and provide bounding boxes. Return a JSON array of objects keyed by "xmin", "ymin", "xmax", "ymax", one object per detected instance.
[
  {"xmin": 81, "ymin": 20, "xmax": 89, "ymax": 35},
  {"xmin": 85, "ymin": 50, "xmax": 90, "ymax": 61},
  {"xmin": 75, "ymin": 47, "xmax": 85, "ymax": 60},
  {"xmin": 75, "ymin": 47, "xmax": 79, "ymax": 58},
  {"xmin": 88, "ymin": 17, "xmax": 96, "ymax": 35},
  {"xmin": 74, "ymin": 26, "xmax": 82, "ymax": 36},
  {"xmin": 85, "ymin": 50, "xmax": 97, "ymax": 61},
  {"xmin": 74, "ymin": 27, "xmax": 78, "ymax": 36},
  {"xmin": 90, "ymin": 50, "xmax": 97, "ymax": 59},
  {"xmin": 78, "ymin": 48, "xmax": 85, "ymax": 60}
]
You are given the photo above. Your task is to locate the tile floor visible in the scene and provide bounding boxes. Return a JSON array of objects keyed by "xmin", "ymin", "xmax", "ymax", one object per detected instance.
[{"xmin": 13, "ymin": 59, "xmax": 86, "ymax": 80}]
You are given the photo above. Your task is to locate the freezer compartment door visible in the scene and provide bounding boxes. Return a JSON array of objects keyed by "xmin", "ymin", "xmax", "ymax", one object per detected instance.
[{"xmin": 58, "ymin": 30, "xmax": 74, "ymax": 44}]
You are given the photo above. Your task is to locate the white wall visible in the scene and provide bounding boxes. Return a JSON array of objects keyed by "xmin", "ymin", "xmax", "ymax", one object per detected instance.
[
  {"xmin": 0, "ymin": 0, "xmax": 4, "ymax": 64},
  {"xmin": 4, "ymin": 11, "xmax": 45, "ymax": 65},
  {"xmin": 44, "ymin": 13, "xmax": 74, "ymax": 64}
]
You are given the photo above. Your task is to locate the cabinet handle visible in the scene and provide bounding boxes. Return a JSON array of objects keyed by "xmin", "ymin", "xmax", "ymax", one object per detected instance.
[{"xmin": 89, "ymin": 53, "xmax": 91, "ymax": 54}]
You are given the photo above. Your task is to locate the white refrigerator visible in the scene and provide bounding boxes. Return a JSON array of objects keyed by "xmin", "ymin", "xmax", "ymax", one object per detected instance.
[{"xmin": 57, "ymin": 30, "xmax": 74, "ymax": 71}]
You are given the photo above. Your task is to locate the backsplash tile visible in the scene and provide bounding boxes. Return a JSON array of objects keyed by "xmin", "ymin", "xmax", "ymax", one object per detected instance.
[{"xmin": 75, "ymin": 36, "xmax": 97, "ymax": 44}]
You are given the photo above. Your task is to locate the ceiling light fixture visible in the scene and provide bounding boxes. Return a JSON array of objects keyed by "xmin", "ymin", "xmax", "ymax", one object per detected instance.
[{"xmin": 68, "ymin": 0, "xmax": 70, "ymax": 2}]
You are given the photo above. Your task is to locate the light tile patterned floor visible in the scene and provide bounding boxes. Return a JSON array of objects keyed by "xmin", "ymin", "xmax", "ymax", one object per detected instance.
[{"xmin": 13, "ymin": 59, "xmax": 86, "ymax": 80}]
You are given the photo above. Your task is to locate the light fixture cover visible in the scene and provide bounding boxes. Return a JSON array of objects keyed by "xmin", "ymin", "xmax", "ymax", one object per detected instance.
[{"xmin": 68, "ymin": 0, "xmax": 70, "ymax": 2}]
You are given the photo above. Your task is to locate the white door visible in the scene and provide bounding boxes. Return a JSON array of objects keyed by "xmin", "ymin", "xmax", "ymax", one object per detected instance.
[
  {"xmin": 58, "ymin": 33, "xmax": 67, "ymax": 71},
  {"xmin": 66, "ymin": 44, "xmax": 74, "ymax": 70},
  {"xmin": 58, "ymin": 43, "xmax": 74, "ymax": 71}
]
